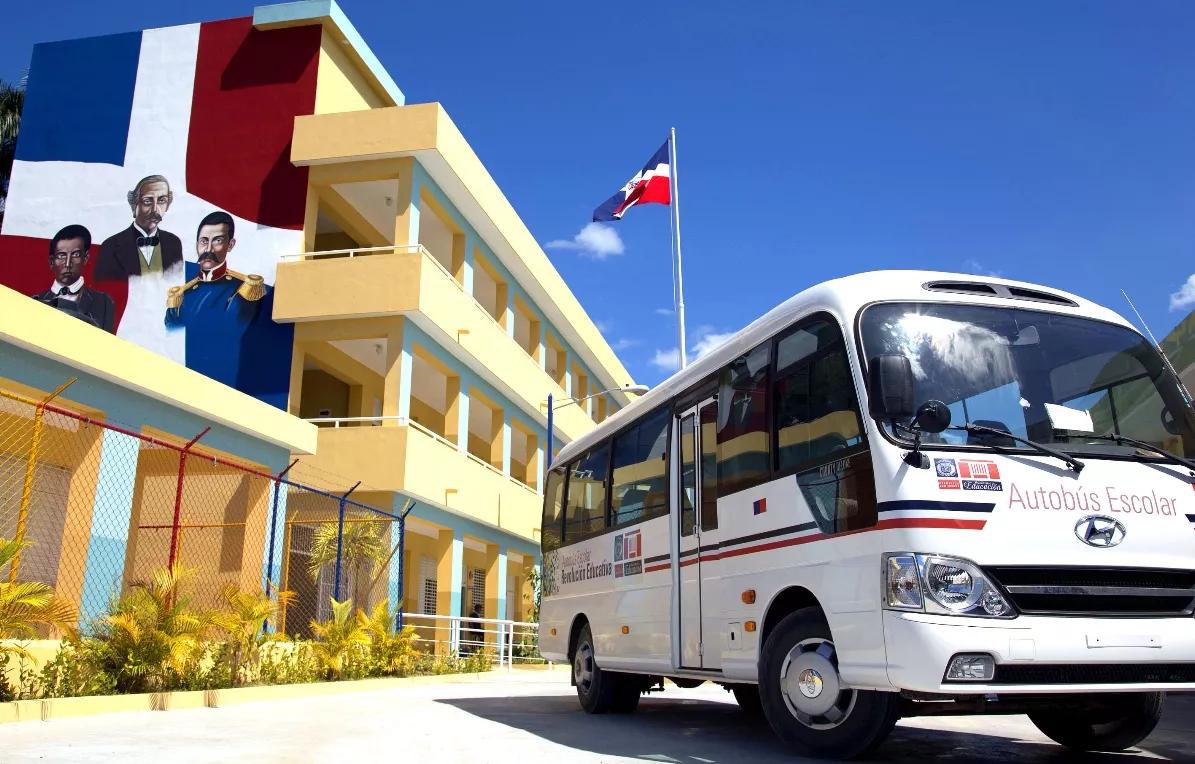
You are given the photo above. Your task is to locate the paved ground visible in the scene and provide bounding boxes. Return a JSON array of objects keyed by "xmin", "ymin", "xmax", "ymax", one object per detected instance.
[{"xmin": 3, "ymin": 671, "xmax": 1193, "ymax": 763}]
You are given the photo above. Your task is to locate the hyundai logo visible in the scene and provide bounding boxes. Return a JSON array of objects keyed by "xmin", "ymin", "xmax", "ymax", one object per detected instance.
[{"xmin": 1074, "ymin": 515, "xmax": 1126, "ymax": 548}]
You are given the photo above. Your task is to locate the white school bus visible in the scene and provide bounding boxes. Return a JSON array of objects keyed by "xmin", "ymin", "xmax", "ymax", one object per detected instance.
[{"xmin": 538, "ymin": 271, "xmax": 1195, "ymax": 760}]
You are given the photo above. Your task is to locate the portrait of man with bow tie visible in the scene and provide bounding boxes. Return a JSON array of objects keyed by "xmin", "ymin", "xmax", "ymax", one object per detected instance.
[
  {"xmin": 95, "ymin": 174, "xmax": 184, "ymax": 281},
  {"xmin": 31, "ymin": 224, "xmax": 116, "ymax": 333}
]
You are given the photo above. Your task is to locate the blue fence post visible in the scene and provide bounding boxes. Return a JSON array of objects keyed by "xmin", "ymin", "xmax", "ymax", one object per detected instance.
[
  {"xmin": 334, "ymin": 482, "xmax": 361, "ymax": 603},
  {"xmin": 264, "ymin": 460, "xmax": 299, "ymax": 603},
  {"xmin": 395, "ymin": 500, "xmax": 415, "ymax": 630}
]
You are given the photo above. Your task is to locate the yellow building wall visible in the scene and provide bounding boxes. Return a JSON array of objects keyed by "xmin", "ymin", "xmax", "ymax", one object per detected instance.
[
  {"xmin": 298, "ymin": 369, "xmax": 351, "ymax": 420},
  {"xmin": 315, "ymin": 28, "xmax": 385, "ymax": 115}
]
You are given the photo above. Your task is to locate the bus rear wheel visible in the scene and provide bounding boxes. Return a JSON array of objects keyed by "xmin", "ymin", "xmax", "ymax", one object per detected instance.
[
  {"xmin": 759, "ymin": 608, "xmax": 899, "ymax": 760},
  {"xmin": 573, "ymin": 624, "xmax": 640, "ymax": 714},
  {"xmin": 1028, "ymin": 692, "xmax": 1164, "ymax": 752}
]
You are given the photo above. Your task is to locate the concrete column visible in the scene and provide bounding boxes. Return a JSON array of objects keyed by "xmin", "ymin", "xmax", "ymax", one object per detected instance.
[
  {"xmin": 382, "ymin": 319, "xmax": 411, "ymax": 425},
  {"xmin": 436, "ymin": 529, "xmax": 464, "ymax": 620},
  {"xmin": 393, "ymin": 157, "xmax": 417, "ymax": 247},
  {"xmin": 506, "ymin": 290, "xmax": 516, "ymax": 339},
  {"xmin": 453, "ymin": 381, "xmax": 470, "ymax": 453},
  {"xmin": 535, "ymin": 442, "xmax": 545, "ymax": 493},
  {"xmin": 563, "ymin": 350, "xmax": 572, "ymax": 398},
  {"xmin": 79, "ymin": 428, "xmax": 140, "ymax": 622},
  {"xmin": 496, "ymin": 410, "xmax": 510, "ymax": 474},
  {"xmin": 287, "ymin": 342, "xmax": 305, "ymax": 417},
  {"xmin": 538, "ymin": 324, "xmax": 547, "ymax": 372},
  {"xmin": 462, "ymin": 238, "xmax": 476, "ymax": 294},
  {"xmin": 488, "ymin": 546, "xmax": 507, "ymax": 654}
]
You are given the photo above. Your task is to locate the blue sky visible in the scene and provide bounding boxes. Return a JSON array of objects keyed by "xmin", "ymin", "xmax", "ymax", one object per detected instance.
[{"xmin": 4, "ymin": 1, "xmax": 1195, "ymax": 386}]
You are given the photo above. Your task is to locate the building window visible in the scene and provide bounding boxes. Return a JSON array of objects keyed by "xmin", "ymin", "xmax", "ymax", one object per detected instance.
[
  {"xmin": 716, "ymin": 343, "xmax": 771, "ymax": 496},
  {"xmin": 610, "ymin": 407, "xmax": 670, "ymax": 528},
  {"xmin": 563, "ymin": 444, "xmax": 610, "ymax": 545},
  {"xmin": 420, "ymin": 555, "xmax": 438, "ymax": 616},
  {"xmin": 470, "ymin": 568, "xmax": 486, "ymax": 615}
]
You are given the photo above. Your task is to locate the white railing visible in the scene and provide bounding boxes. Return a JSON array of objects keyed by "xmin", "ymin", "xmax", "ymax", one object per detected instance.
[
  {"xmin": 301, "ymin": 416, "xmax": 542, "ymax": 495},
  {"xmin": 280, "ymin": 244, "xmax": 431, "ymax": 262},
  {"xmin": 401, "ymin": 613, "xmax": 544, "ymax": 672}
]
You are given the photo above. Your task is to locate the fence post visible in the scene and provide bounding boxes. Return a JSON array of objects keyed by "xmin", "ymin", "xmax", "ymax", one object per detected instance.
[
  {"xmin": 9, "ymin": 379, "xmax": 75, "ymax": 583},
  {"xmin": 334, "ymin": 482, "xmax": 360, "ymax": 602},
  {"xmin": 264, "ymin": 460, "xmax": 299, "ymax": 601},
  {"xmin": 168, "ymin": 427, "xmax": 210, "ymax": 569},
  {"xmin": 395, "ymin": 500, "xmax": 415, "ymax": 630}
]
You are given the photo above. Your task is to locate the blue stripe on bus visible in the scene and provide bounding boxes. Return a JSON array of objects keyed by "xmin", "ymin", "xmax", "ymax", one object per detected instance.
[{"xmin": 878, "ymin": 500, "xmax": 996, "ymax": 514}]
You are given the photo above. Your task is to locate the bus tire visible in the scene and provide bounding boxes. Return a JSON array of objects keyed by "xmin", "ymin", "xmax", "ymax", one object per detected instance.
[
  {"xmin": 1028, "ymin": 692, "xmax": 1164, "ymax": 752},
  {"xmin": 759, "ymin": 608, "xmax": 899, "ymax": 760},
  {"xmin": 573, "ymin": 624, "xmax": 618, "ymax": 714},
  {"xmin": 731, "ymin": 684, "xmax": 764, "ymax": 716}
]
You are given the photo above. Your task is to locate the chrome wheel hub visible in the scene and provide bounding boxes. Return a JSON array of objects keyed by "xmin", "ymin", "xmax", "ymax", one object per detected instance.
[
  {"xmin": 574, "ymin": 641, "xmax": 595, "ymax": 695},
  {"xmin": 780, "ymin": 638, "xmax": 857, "ymax": 729}
]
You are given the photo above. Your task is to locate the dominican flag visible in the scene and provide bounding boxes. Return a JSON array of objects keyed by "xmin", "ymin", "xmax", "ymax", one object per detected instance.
[
  {"xmin": 0, "ymin": 17, "xmax": 318, "ymax": 409},
  {"xmin": 592, "ymin": 140, "xmax": 672, "ymax": 222}
]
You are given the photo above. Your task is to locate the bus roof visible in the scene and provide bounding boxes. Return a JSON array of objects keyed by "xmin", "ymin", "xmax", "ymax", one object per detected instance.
[{"xmin": 553, "ymin": 269, "xmax": 1137, "ymax": 467}]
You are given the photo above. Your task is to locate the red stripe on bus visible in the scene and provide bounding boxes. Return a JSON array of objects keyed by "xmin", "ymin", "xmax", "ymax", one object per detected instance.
[
  {"xmin": 644, "ymin": 563, "xmax": 670, "ymax": 573},
  {"xmin": 675, "ymin": 517, "xmax": 986, "ymax": 567}
]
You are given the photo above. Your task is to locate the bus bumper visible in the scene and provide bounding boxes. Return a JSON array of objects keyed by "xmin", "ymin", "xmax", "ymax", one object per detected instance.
[{"xmin": 883, "ymin": 610, "xmax": 1195, "ymax": 694}]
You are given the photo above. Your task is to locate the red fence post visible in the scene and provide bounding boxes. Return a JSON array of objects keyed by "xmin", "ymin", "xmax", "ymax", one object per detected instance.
[{"xmin": 168, "ymin": 427, "xmax": 210, "ymax": 569}]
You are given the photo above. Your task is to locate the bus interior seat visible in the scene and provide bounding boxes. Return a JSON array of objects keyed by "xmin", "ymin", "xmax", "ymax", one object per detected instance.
[{"xmin": 968, "ymin": 420, "xmax": 1016, "ymax": 448}]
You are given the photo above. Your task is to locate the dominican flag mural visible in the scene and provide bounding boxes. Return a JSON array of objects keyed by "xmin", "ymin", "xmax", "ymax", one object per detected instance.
[
  {"xmin": 592, "ymin": 140, "xmax": 672, "ymax": 222},
  {"xmin": 0, "ymin": 18, "xmax": 322, "ymax": 409}
]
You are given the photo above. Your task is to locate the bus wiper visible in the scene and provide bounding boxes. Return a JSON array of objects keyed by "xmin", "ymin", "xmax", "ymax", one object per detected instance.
[
  {"xmin": 947, "ymin": 424, "xmax": 1085, "ymax": 474},
  {"xmin": 1077, "ymin": 434, "xmax": 1195, "ymax": 473}
]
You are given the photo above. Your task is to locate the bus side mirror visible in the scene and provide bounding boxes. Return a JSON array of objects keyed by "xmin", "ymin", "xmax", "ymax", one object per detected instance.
[{"xmin": 868, "ymin": 354, "xmax": 915, "ymax": 423}]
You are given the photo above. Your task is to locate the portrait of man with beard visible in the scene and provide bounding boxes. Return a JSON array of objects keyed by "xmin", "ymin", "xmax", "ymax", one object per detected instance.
[{"xmin": 96, "ymin": 175, "xmax": 184, "ymax": 281}]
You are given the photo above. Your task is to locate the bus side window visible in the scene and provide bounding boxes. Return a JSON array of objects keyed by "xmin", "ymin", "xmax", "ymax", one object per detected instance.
[
  {"xmin": 610, "ymin": 407, "xmax": 670, "ymax": 528},
  {"xmin": 541, "ymin": 467, "xmax": 567, "ymax": 552},
  {"xmin": 773, "ymin": 319, "xmax": 876, "ymax": 534},
  {"xmin": 716, "ymin": 343, "xmax": 771, "ymax": 497},
  {"xmin": 679, "ymin": 414, "xmax": 696, "ymax": 536},
  {"xmin": 700, "ymin": 404, "xmax": 720, "ymax": 531},
  {"xmin": 564, "ymin": 444, "xmax": 611, "ymax": 545}
]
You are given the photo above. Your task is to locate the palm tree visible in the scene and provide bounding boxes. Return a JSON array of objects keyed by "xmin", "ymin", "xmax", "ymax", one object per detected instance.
[
  {"xmin": 0, "ymin": 537, "xmax": 77, "ymax": 661},
  {"xmin": 307, "ymin": 516, "xmax": 388, "ymax": 609},
  {"xmin": 212, "ymin": 582, "xmax": 295, "ymax": 686},
  {"xmin": 357, "ymin": 598, "xmax": 416, "ymax": 676},
  {"xmin": 309, "ymin": 597, "xmax": 370, "ymax": 679},
  {"xmin": 0, "ymin": 79, "xmax": 24, "ymax": 228},
  {"xmin": 90, "ymin": 563, "xmax": 216, "ymax": 693}
]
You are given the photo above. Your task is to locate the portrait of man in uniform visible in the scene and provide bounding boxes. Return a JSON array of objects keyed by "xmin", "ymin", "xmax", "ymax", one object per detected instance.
[
  {"xmin": 96, "ymin": 174, "xmax": 184, "ymax": 281},
  {"xmin": 165, "ymin": 210, "xmax": 289, "ymax": 394},
  {"xmin": 31, "ymin": 224, "xmax": 116, "ymax": 333}
]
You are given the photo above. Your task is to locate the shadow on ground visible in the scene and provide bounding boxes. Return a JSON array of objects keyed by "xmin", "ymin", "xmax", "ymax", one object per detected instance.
[{"xmin": 439, "ymin": 691, "xmax": 1195, "ymax": 763}]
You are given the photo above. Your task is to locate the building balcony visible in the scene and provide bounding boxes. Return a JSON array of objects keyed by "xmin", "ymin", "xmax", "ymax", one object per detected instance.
[
  {"xmin": 272, "ymin": 245, "xmax": 595, "ymax": 442},
  {"xmin": 293, "ymin": 416, "xmax": 542, "ymax": 543}
]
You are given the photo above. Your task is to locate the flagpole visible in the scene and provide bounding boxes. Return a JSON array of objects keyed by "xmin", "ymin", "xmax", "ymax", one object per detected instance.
[{"xmin": 669, "ymin": 127, "xmax": 688, "ymax": 369}]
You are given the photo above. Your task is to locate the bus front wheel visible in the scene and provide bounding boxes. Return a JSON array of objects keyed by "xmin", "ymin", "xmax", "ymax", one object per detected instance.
[
  {"xmin": 1028, "ymin": 692, "xmax": 1164, "ymax": 752},
  {"xmin": 573, "ymin": 624, "xmax": 640, "ymax": 714},
  {"xmin": 759, "ymin": 608, "xmax": 899, "ymax": 760}
]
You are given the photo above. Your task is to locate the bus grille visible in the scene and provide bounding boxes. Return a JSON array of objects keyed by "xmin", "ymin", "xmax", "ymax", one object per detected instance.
[
  {"xmin": 990, "ymin": 663, "xmax": 1195, "ymax": 685},
  {"xmin": 983, "ymin": 567, "xmax": 1195, "ymax": 617}
]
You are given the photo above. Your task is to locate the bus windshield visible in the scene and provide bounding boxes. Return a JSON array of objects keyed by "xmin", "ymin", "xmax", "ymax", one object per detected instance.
[{"xmin": 859, "ymin": 302, "xmax": 1195, "ymax": 458}]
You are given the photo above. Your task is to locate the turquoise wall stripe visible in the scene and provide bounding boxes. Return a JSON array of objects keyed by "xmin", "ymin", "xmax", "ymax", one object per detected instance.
[
  {"xmin": 400, "ymin": 493, "xmax": 538, "ymax": 560},
  {"xmin": 79, "ymin": 428, "xmax": 139, "ymax": 622},
  {"xmin": 448, "ymin": 531, "xmax": 463, "ymax": 618}
]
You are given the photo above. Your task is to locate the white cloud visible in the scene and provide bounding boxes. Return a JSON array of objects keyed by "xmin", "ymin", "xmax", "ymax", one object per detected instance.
[
  {"xmin": 648, "ymin": 327, "xmax": 737, "ymax": 372},
  {"xmin": 545, "ymin": 222, "xmax": 625, "ymax": 260},
  {"xmin": 964, "ymin": 259, "xmax": 1002, "ymax": 278},
  {"xmin": 594, "ymin": 320, "xmax": 612, "ymax": 334},
  {"xmin": 1170, "ymin": 274, "xmax": 1195, "ymax": 312},
  {"xmin": 610, "ymin": 338, "xmax": 640, "ymax": 351},
  {"xmin": 654, "ymin": 307, "xmax": 674, "ymax": 316}
]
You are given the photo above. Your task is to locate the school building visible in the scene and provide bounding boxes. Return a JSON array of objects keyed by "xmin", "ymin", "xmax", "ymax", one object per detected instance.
[{"xmin": 0, "ymin": 0, "xmax": 637, "ymax": 633}]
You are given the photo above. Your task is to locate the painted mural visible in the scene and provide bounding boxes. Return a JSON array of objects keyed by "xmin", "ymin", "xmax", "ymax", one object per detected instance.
[{"xmin": 0, "ymin": 17, "xmax": 323, "ymax": 410}]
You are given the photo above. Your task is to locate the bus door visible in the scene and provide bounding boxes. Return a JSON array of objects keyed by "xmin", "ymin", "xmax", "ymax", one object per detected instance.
[{"xmin": 677, "ymin": 398, "xmax": 716, "ymax": 668}]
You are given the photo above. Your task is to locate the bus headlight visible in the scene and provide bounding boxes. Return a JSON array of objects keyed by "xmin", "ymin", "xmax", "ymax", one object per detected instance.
[{"xmin": 882, "ymin": 553, "xmax": 1016, "ymax": 619}]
